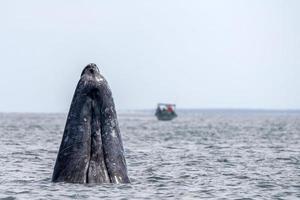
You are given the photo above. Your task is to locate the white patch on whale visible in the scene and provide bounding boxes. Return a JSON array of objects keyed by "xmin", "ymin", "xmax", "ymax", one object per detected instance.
[
  {"xmin": 111, "ymin": 130, "xmax": 117, "ymax": 138},
  {"xmin": 96, "ymin": 76, "xmax": 104, "ymax": 82}
]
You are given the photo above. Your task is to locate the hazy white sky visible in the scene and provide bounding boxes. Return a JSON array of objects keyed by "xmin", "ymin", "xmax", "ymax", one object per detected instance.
[{"xmin": 0, "ymin": 0, "xmax": 299, "ymax": 112}]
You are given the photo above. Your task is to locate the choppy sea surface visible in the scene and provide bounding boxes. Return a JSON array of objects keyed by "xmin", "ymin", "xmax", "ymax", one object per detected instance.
[{"xmin": 0, "ymin": 110, "xmax": 299, "ymax": 200}]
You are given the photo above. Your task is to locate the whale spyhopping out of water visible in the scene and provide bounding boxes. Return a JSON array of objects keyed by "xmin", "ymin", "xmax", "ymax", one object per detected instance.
[{"xmin": 52, "ymin": 63, "xmax": 130, "ymax": 184}]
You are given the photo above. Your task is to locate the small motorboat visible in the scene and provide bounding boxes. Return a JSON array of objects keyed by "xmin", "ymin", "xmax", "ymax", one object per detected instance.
[{"xmin": 155, "ymin": 103, "xmax": 177, "ymax": 121}]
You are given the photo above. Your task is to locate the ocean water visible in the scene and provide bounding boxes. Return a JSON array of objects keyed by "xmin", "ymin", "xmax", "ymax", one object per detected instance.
[{"xmin": 0, "ymin": 110, "xmax": 299, "ymax": 200}]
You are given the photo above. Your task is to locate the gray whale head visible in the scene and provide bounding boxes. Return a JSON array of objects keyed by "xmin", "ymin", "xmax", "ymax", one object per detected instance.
[{"xmin": 52, "ymin": 63, "xmax": 130, "ymax": 184}]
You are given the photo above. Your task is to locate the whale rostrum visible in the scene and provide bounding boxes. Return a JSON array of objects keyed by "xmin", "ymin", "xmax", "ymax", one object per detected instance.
[{"xmin": 52, "ymin": 63, "xmax": 130, "ymax": 184}]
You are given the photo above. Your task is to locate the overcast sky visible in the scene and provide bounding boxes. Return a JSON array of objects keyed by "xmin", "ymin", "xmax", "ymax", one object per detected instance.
[{"xmin": 0, "ymin": 0, "xmax": 299, "ymax": 112}]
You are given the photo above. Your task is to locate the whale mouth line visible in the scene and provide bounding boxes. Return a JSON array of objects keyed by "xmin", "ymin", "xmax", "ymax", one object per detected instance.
[
  {"xmin": 84, "ymin": 92, "xmax": 111, "ymax": 184},
  {"xmin": 86, "ymin": 98, "xmax": 97, "ymax": 183}
]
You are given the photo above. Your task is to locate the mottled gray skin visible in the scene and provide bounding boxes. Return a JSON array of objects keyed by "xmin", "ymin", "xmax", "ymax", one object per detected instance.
[{"xmin": 52, "ymin": 64, "xmax": 130, "ymax": 184}]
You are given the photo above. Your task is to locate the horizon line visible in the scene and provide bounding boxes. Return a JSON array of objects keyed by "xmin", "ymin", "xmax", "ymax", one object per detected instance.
[{"xmin": 0, "ymin": 107, "xmax": 300, "ymax": 114}]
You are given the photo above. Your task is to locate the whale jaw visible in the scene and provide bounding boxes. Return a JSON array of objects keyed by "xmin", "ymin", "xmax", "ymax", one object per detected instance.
[{"xmin": 52, "ymin": 64, "xmax": 130, "ymax": 184}]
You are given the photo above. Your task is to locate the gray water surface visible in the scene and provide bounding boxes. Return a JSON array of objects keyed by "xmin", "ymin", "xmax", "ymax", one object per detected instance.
[{"xmin": 0, "ymin": 111, "xmax": 299, "ymax": 199}]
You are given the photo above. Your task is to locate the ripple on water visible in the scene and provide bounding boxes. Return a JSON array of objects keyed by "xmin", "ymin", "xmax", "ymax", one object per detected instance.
[
  {"xmin": 0, "ymin": 197, "xmax": 16, "ymax": 200},
  {"xmin": 0, "ymin": 112, "xmax": 299, "ymax": 199}
]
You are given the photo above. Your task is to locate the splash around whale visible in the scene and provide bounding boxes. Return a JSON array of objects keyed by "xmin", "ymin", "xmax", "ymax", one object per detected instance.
[{"xmin": 52, "ymin": 63, "xmax": 130, "ymax": 184}]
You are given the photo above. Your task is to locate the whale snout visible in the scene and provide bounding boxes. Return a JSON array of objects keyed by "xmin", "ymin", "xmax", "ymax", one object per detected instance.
[
  {"xmin": 81, "ymin": 63, "xmax": 100, "ymax": 77},
  {"xmin": 52, "ymin": 63, "xmax": 130, "ymax": 184}
]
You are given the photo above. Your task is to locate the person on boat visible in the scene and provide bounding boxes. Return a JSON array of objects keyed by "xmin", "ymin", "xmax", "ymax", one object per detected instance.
[
  {"xmin": 156, "ymin": 106, "xmax": 162, "ymax": 114},
  {"xmin": 167, "ymin": 105, "xmax": 174, "ymax": 113}
]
